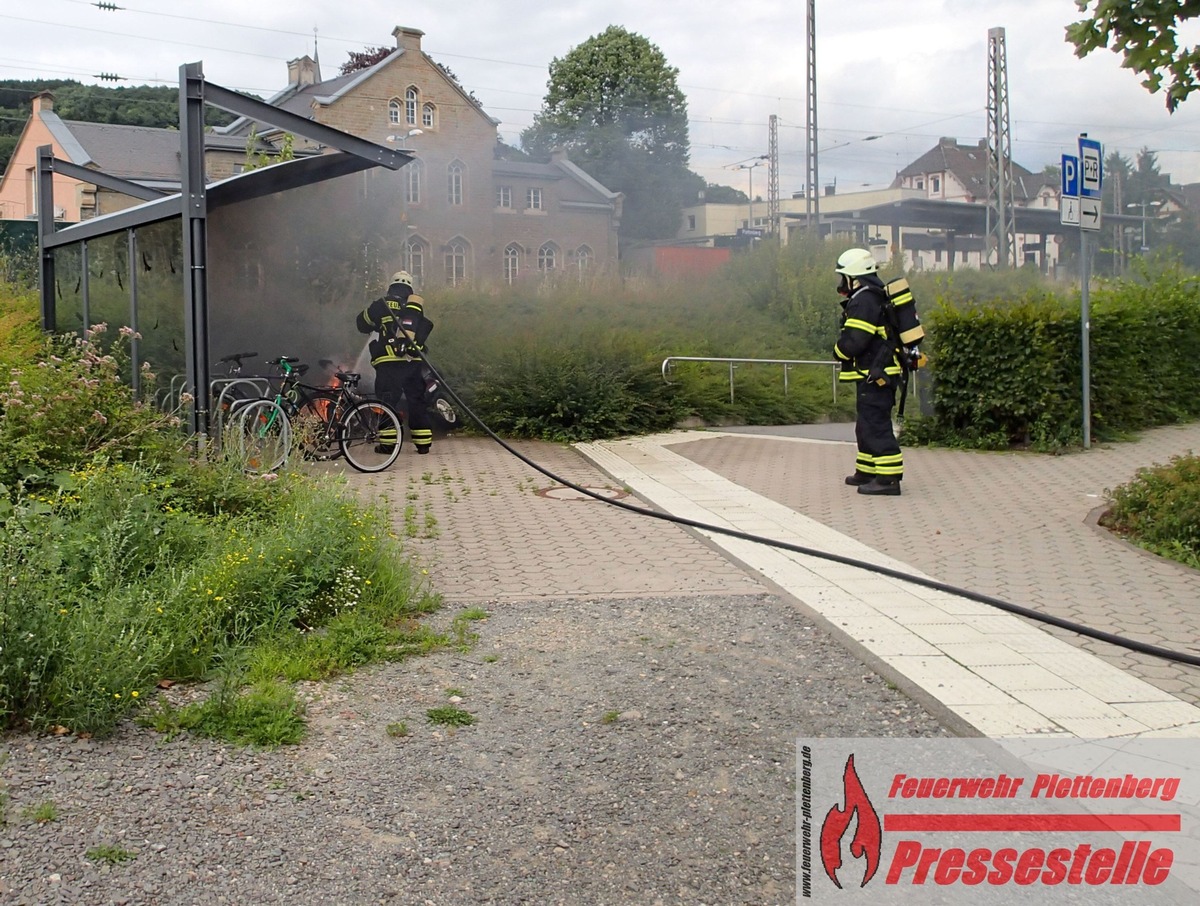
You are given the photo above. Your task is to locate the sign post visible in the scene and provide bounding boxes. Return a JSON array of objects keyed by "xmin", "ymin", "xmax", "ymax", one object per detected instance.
[{"xmin": 1077, "ymin": 134, "xmax": 1103, "ymax": 450}]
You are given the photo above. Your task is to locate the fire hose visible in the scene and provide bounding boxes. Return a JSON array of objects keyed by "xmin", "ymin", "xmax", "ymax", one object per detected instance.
[{"xmin": 413, "ymin": 349, "xmax": 1200, "ymax": 670}]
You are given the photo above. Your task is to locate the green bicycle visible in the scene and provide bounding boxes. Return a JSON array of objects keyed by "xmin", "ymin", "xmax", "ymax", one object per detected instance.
[{"xmin": 237, "ymin": 357, "xmax": 403, "ymax": 473}]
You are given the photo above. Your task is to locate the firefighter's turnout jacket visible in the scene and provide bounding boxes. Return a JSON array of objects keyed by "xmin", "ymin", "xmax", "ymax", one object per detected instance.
[
  {"xmin": 357, "ymin": 293, "xmax": 429, "ymax": 366},
  {"xmin": 834, "ymin": 278, "xmax": 904, "ymax": 481},
  {"xmin": 834, "ymin": 281, "xmax": 900, "ymax": 384}
]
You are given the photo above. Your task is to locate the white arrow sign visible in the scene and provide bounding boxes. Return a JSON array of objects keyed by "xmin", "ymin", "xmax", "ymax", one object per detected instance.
[{"xmin": 1080, "ymin": 196, "xmax": 1102, "ymax": 231}]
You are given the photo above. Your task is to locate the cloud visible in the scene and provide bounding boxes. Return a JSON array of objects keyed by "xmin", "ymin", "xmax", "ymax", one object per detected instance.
[{"xmin": 6, "ymin": 0, "xmax": 1200, "ymax": 191}]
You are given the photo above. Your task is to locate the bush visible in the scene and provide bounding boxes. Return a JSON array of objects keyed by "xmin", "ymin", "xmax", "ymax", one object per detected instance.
[
  {"xmin": 0, "ymin": 325, "xmax": 183, "ymax": 489},
  {"xmin": 0, "ymin": 323, "xmax": 437, "ymax": 736},
  {"xmin": 1101, "ymin": 454, "xmax": 1200, "ymax": 569},
  {"xmin": 911, "ymin": 265, "xmax": 1200, "ymax": 450}
]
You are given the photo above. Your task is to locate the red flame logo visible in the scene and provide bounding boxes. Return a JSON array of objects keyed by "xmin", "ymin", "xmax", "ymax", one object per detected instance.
[{"xmin": 820, "ymin": 754, "xmax": 882, "ymax": 889}]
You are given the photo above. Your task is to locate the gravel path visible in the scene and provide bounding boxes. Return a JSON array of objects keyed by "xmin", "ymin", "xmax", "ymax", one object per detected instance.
[{"xmin": 1, "ymin": 592, "xmax": 948, "ymax": 905}]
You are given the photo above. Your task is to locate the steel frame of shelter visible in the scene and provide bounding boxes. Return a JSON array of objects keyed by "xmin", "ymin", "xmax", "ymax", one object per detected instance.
[{"xmin": 35, "ymin": 61, "xmax": 411, "ymax": 435}]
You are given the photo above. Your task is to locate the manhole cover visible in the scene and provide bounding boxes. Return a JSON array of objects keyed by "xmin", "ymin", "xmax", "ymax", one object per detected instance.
[{"xmin": 536, "ymin": 485, "xmax": 628, "ymax": 502}]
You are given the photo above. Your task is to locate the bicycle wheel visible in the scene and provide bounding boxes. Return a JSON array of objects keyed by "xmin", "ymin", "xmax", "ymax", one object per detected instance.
[
  {"xmin": 339, "ymin": 400, "xmax": 402, "ymax": 472},
  {"xmin": 293, "ymin": 391, "xmax": 340, "ymax": 460},
  {"xmin": 237, "ymin": 399, "xmax": 292, "ymax": 473},
  {"xmin": 430, "ymin": 392, "xmax": 458, "ymax": 428}
]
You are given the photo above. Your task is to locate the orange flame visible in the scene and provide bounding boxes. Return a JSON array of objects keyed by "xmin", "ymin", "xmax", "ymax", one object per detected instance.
[{"xmin": 820, "ymin": 754, "xmax": 882, "ymax": 889}]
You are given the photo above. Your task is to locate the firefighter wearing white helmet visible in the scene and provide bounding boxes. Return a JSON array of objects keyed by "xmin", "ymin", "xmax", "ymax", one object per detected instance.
[
  {"xmin": 833, "ymin": 247, "xmax": 904, "ymax": 495},
  {"xmin": 356, "ymin": 270, "xmax": 434, "ymax": 455}
]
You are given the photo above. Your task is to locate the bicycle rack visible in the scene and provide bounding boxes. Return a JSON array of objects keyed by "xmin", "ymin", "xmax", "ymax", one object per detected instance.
[{"xmin": 209, "ymin": 376, "xmax": 274, "ymax": 446}]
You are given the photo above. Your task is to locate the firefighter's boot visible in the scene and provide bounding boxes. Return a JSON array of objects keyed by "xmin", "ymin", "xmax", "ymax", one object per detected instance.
[
  {"xmin": 844, "ymin": 472, "xmax": 873, "ymax": 486},
  {"xmin": 857, "ymin": 477, "xmax": 901, "ymax": 496}
]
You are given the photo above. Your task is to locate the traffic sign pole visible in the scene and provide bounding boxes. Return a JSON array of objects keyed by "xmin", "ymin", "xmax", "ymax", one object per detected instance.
[{"xmin": 1077, "ymin": 133, "xmax": 1101, "ymax": 450}]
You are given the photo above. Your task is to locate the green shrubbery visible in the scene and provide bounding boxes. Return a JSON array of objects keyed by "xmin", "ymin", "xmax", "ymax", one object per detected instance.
[
  {"xmin": 1102, "ymin": 454, "xmax": 1200, "ymax": 569},
  {"xmin": 0, "ymin": 314, "xmax": 439, "ymax": 739},
  {"xmin": 903, "ymin": 264, "xmax": 1200, "ymax": 451},
  {"xmin": 429, "ymin": 238, "xmax": 853, "ymax": 438}
]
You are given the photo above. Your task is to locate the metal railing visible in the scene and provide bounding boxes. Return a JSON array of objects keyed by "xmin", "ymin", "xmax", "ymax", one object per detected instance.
[{"xmin": 661, "ymin": 356, "xmax": 841, "ymax": 404}]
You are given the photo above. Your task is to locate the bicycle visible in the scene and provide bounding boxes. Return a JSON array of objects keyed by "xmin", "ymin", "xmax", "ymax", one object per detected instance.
[
  {"xmin": 210, "ymin": 350, "xmax": 270, "ymax": 438},
  {"xmin": 237, "ymin": 357, "xmax": 404, "ymax": 474}
]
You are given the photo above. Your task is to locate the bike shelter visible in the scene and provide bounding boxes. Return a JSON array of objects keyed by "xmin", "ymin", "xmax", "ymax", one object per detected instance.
[{"xmin": 35, "ymin": 61, "xmax": 412, "ymax": 437}]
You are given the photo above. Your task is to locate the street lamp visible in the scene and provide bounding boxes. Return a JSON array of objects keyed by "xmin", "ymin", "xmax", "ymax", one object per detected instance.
[
  {"xmin": 1125, "ymin": 199, "xmax": 1162, "ymax": 252},
  {"xmin": 732, "ymin": 158, "xmax": 766, "ymax": 230},
  {"xmin": 387, "ymin": 128, "xmax": 423, "ymax": 148}
]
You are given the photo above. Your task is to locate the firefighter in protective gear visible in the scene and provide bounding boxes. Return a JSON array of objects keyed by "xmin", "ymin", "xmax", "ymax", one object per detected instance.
[
  {"xmin": 833, "ymin": 248, "xmax": 904, "ymax": 496},
  {"xmin": 356, "ymin": 270, "xmax": 434, "ymax": 455}
]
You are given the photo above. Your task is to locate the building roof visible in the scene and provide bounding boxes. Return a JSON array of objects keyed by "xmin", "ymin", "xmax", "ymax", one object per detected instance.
[
  {"xmin": 219, "ymin": 42, "xmax": 498, "ymax": 138},
  {"xmin": 893, "ymin": 136, "xmax": 1041, "ymax": 202},
  {"xmin": 42, "ymin": 111, "xmax": 266, "ymax": 182}
]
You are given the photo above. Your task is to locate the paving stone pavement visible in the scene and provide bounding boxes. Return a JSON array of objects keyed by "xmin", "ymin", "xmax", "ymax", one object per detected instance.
[
  {"xmin": 668, "ymin": 422, "xmax": 1200, "ymax": 705},
  {"xmin": 572, "ymin": 424, "xmax": 1200, "ymax": 739},
  {"xmin": 324, "ymin": 436, "xmax": 765, "ymax": 603},
  {"xmin": 325, "ymin": 422, "xmax": 1200, "ymax": 740}
]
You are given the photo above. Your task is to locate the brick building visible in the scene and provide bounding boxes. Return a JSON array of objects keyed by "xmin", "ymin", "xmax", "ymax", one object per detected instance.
[
  {"xmin": 218, "ymin": 26, "xmax": 622, "ymax": 288},
  {"xmin": 0, "ymin": 93, "xmax": 254, "ymax": 221}
]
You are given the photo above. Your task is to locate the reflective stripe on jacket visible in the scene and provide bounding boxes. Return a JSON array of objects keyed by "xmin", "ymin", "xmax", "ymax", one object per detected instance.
[
  {"xmin": 357, "ymin": 294, "xmax": 427, "ymax": 366},
  {"xmin": 834, "ymin": 284, "xmax": 899, "ymax": 382}
]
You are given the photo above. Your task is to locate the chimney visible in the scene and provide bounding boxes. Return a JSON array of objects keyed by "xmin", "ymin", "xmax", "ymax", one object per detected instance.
[
  {"xmin": 287, "ymin": 54, "xmax": 321, "ymax": 87},
  {"xmin": 32, "ymin": 91, "xmax": 54, "ymax": 114},
  {"xmin": 393, "ymin": 26, "xmax": 425, "ymax": 53}
]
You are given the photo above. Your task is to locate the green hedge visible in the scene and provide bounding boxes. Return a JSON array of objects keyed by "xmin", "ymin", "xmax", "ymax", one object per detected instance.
[{"xmin": 905, "ymin": 267, "xmax": 1200, "ymax": 450}]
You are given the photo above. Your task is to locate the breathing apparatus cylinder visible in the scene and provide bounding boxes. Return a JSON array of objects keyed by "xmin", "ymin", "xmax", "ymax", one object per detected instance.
[{"xmin": 885, "ymin": 278, "xmax": 925, "ymax": 347}]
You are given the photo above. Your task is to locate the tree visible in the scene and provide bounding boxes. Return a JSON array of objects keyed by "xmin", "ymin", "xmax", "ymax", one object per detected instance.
[
  {"xmin": 521, "ymin": 26, "xmax": 694, "ymax": 242},
  {"xmin": 701, "ymin": 183, "xmax": 749, "ymax": 204},
  {"xmin": 339, "ymin": 46, "xmax": 392, "ymax": 76},
  {"xmin": 1067, "ymin": 2, "xmax": 1200, "ymax": 111}
]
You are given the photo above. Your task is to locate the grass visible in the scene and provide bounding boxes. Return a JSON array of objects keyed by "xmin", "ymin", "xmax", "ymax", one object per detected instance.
[
  {"xmin": 137, "ymin": 679, "xmax": 306, "ymax": 748},
  {"xmin": 601, "ymin": 710, "xmax": 620, "ymax": 724},
  {"xmin": 85, "ymin": 844, "xmax": 137, "ymax": 864},
  {"xmin": 385, "ymin": 721, "xmax": 409, "ymax": 738},
  {"xmin": 23, "ymin": 801, "xmax": 58, "ymax": 823},
  {"xmin": 426, "ymin": 706, "xmax": 474, "ymax": 727}
]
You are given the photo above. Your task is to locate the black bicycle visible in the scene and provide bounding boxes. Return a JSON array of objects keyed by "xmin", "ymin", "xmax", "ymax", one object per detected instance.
[{"xmin": 237, "ymin": 357, "xmax": 404, "ymax": 473}]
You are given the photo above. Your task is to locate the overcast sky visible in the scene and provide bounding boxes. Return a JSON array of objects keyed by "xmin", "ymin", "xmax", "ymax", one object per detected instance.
[{"xmin": 6, "ymin": 0, "xmax": 1200, "ymax": 197}]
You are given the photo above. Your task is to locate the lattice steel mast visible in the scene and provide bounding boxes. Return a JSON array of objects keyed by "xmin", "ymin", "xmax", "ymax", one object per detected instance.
[
  {"xmin": 805, "ymin": 0, "xmax": 817, "ymax": 231},
  {"xmin": 768, "ymin": 114, "xmax": 779, "ymax": 235},
  {"xmin": 986, "ymin": 26, "xmax": 1017, "ymax": 268}
]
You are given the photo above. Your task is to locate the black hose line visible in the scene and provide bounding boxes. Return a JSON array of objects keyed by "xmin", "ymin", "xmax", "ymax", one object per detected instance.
[{"xmin": 417, "ymin": 351, "xmax": 1200, "ymax": 670}]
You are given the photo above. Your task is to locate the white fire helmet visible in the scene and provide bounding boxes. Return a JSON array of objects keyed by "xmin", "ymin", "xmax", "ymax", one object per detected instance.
[{"xmin": 834, "ymin": 248, "xmax": 878, "ymax": 278}]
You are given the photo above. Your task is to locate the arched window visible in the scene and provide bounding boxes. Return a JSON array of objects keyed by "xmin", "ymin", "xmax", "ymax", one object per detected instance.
[
  {"xmin": 444, "ymin": 238, "xmax": 468, "ymax": 286},
  {"xmin": 405, "ymin": 86, "xmax": 418, "ymax": 126},
  {"xmin": 405, "ymin": 236, "xmax": 427, "ymax": 286},
  {"xmin": 447, "ymin": 160, "xmax": 464, "ymax": 206},
  {"xmin": 388, "ymin": 98, "xmax": 401, "ymax": 126},
  {"xmin": 572, "ymin": 245, "xmax": 594, "ymax": 275},
  {"xmin": 503, "ymin": 243, "xmax": 521, "ymax": 285},
  {"xmin": 537, "ymin": 242, "xmax": 558, "ymax": 273},
  {"xmin": 422, "ymin": 102, "xmax": 436, "ymax": 129},
  {"xmin": 405, "ymin": 158, "xmax": 422, "ymax": 205}
]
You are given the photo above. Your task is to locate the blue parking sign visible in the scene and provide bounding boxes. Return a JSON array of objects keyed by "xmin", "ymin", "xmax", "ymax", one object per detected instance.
[{"xmin": 1061, "ymin": 154, "xmax": 1080, "ymax": 198}]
